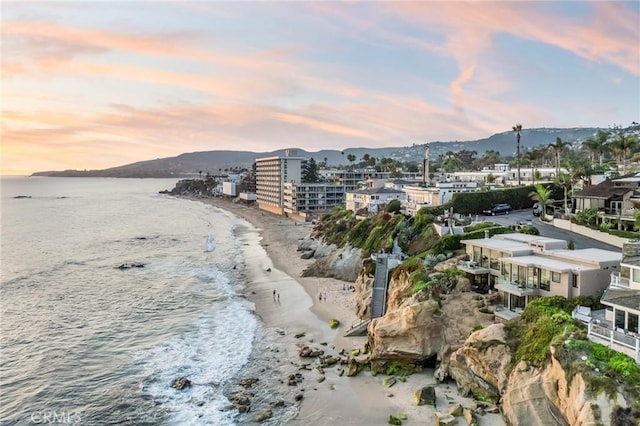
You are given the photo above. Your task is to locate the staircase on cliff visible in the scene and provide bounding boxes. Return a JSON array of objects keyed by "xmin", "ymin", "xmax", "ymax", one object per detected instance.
[{"xmin": 344, "ymin": 250, "xmax": 404, "ymax": 337}]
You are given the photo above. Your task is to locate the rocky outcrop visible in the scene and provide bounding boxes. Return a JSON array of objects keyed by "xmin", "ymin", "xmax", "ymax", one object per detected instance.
[
  {"xmin": 354, "ymin": 266, "xmax": 375, "ymax": 319},
  {"xmin": 448, "ymin": 324, "xmax": 512, "ymax": 403},
  {"xmin": 367, "ymin": 269, "xmax": 495, "ymax": 370},
  {"xmin": 502, "ymin": 349, "xmax": 627, "ymax": 426},
  {"xmin": 299, "ymin": 238, "xmax": 363, "ymax": 282},
  {"xmin": 368, "ymin": 299, "xmax": 445, "ymax": 364},
  {"xmin": 171, "ymin": 376, "xmax": 192, "ymax": 390},
  {"xmin": 449, "ymin": 326, "xmax": 629, "ymax": 425}
]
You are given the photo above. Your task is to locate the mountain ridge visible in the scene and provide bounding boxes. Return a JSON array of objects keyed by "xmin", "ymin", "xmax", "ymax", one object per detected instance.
[{"xmin": 32, "ymin": 127, "xmax": 603, "ymax": 178}]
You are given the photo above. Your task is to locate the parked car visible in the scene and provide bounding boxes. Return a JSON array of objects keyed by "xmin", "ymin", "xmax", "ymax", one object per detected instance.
[
  {"xmin": 532, "ymin": 203, "xmax": 543, "ymax": 217},
  {"xmin": 483, "ymin": 203, "xmax": 512, "ymax": 215}
]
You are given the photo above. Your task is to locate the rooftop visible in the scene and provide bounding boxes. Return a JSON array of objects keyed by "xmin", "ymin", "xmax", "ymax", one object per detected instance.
[
  {"xmin": 548, "ymin": 248, "xmax": 622, "ymax": 264},
  {"xmin": 352, "ymin": 187, "xmax": 404, "ymax": 195},
  {"xmin": 501, "ymin": 254, "xmax": 597, "ymax": 273},
  {"xmin": 460, "ymin": 237, "xmax": 533, "ymax": 255},
  {"xmin": 602, "ymin": 286, "xmax": 640, "ymax": 311}
]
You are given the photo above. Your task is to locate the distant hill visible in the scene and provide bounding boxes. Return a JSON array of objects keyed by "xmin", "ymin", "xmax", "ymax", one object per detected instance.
[{"xmin": 32, "ymin": 127, "xmax": 606, "ymax": 178}]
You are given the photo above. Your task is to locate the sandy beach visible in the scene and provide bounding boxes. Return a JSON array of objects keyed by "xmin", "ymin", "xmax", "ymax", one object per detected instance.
[{"xmin": 193, "ymin": 197, "xmax": 504, "ymax": 425}]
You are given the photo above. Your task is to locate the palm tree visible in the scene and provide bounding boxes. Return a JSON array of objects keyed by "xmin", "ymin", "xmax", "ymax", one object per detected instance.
[
  {"xmin": 563, "ymin": 155, "xmax": 592, "ymax": 189},
  {"xmin": 582, "ymin": 130, "xmax": 609, "ymax": 165},
  {"xmin": 529, "ymin": 184, "xmax": 554, "ymax": 219},
  {"xmin": 522, "ymin": 149, "xmax": 543, "ymax": 184},
  {"xmin": 512, "ymin": 124, "xmax": 523, "ymax": 185},
  {"xmin": 608, "ymin": 133, "xmax": 637, "ymax": 175},
  {"xmin": 548, "ymin": 137, "xmax": 570, "ymax": 179},
  {"xmin": 556, "ymin": 171, "xmax": 573, "ymax": 216}
]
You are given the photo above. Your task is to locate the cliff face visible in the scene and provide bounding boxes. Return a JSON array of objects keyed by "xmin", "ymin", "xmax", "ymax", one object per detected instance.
[
  {"xmin": 354, "ymin": 267, "xmax": 374, "ymax": 319},
  {"xmin": 448, "ymin": 324, "xmax": 512, "ymax": 403},
  {"xmin": 449, "ymin": 325, "xmax": 627, "ymax": 425},
  {"xmin": 299, "ymin": 239, "xmax": 363, "ymax": 282},
  {"xmin": 366, "ymin": 269, "xmax": 495, "ymax": 369}
]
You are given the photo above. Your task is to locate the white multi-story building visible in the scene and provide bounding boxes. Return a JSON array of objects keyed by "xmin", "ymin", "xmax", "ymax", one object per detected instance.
[
  {"xmin": 283, "ymin": 182, "xmax": 345, "ymax": 219},
  {"xmin": 445, "ymin": 164, "xmax": 562, "ymax": 187},
  {"xmin": 255, "ymin": 153, "xmax": 303, "ymax": 215},
  {"xmin": 345, "ymin": 187, "xmax": 405, "ymax": 214}
]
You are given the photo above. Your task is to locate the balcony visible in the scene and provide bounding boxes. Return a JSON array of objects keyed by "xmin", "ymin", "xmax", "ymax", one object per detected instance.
[
  {"xmin": 457, "ymin": 261, "xmax": 490, "ymax": 275},
  {"xmin": 494, "ymin": 305, "xmax": 522, "ymax": 321},
  {"xmin": 588, "ymin": 319, "xmax": 640, "ymax": 363},
  {"xmin": 611, "ymin": 272, "xmax": 630, "ymax": 288},
  {"xmin": 494, "ymin": 279, "xmax": 539, "ymax": 297}
]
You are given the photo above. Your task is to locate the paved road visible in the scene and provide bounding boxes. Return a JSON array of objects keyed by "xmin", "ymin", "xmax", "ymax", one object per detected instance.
[{"xmin": 479, "ymin": 209, "xmax": 619, "ymax": 251}]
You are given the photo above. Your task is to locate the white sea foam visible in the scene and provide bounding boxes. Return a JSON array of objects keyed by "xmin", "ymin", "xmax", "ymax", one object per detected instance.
[{"xmin": 136, "ymin": 266, "xmax": 257, "ymax": 425}]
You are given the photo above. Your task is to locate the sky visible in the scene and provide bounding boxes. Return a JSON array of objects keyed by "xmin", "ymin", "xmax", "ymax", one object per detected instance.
[{"xmin": 1, "ymin": 1, "xmax": 639, "ymax": 175}]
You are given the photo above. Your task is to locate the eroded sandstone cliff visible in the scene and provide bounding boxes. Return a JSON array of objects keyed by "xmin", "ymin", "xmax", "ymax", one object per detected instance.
[{"xmin": 449, "ymin": 324, "xmax": 629, "ymax": 425}]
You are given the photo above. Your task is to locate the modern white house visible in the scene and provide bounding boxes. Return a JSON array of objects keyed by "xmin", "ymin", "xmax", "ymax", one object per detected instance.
[
  {"xmin": 586, "ymin": 240, "xmax": 640, "ymax": 362},
  {"xmin": 345, "ymin": 187, "xmax": 405, "ymax": 214},
  {"xmin": 446, "ymin": 164, "xmax": 562, "ymax": 187},
  {"xmin": 460, "ymin": 233, "xmax": 622, "ymax": 321}
]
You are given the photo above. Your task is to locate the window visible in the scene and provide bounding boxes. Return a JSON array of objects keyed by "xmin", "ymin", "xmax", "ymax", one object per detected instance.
[
  {"xmin": 572, "ymin": 274, "xmax": 578, "ymax": 288},
  {"xmin": 629, "ymin": 313, "xmax": 638, "ymax": 334},
  {"xmin": 633, "ymin": 268, "xmax": 640, "ymax": 283},
  {"xmin": 540, "ymin": 269, "xmax": 550, "ymax": 291},
  {"xmin": 551, "ymin": 272, "xmax": 561, "ymax": 283},
  {"xmin": 615, "ymin": 309, "xmax": 625, "ymax": 330}
]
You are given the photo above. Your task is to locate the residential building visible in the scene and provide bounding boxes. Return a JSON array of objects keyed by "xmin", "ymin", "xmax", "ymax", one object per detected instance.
[
  {"xmin": 587, "ymin": 241, "xmax": 640, "ymax": 362},
  {"xmin": 384, "ymin": 181, "xmax": 482, "ymax": 217},
  {"xmin": 573, "ymin": 172, "xmax": 640, "ymax": 229},
  {"xmin": 460, "ymin": 233, "xmax": 621, "ymax": 321},
  {"xmin": 345, "ymin": 187, "xmax": 405, "ymax": 214},
  {"xmin": 446, "ymin": 165, "xmax": 561, "ymax": 187},
  {"xmin": 283, "ymin": 182, "xmax": 345, "ymax": 219},
  {"xmin": 436, "ymin": 181, "xmax": 481, "ymax": 205},
  {"xmin": 255, "ymin": 153, "xmax": 303, "ymax": 215},
  {"xmin": 401, "ymin": 185, "xmax": 440, "ymax": 216}
]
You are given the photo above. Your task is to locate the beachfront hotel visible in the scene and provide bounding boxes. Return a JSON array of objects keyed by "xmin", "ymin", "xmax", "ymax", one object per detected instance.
[{"xmin": 255, "ymin": 150, "xmax": 304, "ymax": 215}]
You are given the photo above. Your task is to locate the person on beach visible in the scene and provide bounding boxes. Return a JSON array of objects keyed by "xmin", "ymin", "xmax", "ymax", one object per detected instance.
[{"xmin": 273, "ymin": 289, "xmax": 276, "ymax": 298}]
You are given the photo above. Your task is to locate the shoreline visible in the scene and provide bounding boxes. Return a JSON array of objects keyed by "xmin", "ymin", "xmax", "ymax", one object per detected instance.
[{"xmin": 188, "ymin": 196, "xmax": 504, "ymax": 425}]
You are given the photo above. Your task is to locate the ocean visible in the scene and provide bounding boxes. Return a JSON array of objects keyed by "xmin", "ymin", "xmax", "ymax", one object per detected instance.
[{"xmin": 0, "ymin": 177, "xmax": 295, "ymax": 425}]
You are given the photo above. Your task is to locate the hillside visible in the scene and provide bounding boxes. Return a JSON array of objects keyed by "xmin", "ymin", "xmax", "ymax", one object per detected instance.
[{"xmin": 32, "ymin": 127, "xmax": 604, "ymax": 178}]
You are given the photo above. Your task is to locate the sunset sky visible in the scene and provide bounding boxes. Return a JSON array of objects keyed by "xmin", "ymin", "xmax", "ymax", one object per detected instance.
[{"xmin": 2, "ymin": 1, "xmax": 639, "ymax": 175}]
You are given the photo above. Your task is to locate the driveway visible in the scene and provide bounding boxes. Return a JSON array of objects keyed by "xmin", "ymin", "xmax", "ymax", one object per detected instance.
[{"xmin": 475, "ymin": 209, "xmax": 619, "ymax": 251}]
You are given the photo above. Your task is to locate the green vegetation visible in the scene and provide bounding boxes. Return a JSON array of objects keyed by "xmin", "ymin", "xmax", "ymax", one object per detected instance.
[
  {"xmin": 448, "ymin": 185, "xmax": 563, "ymax": 215},
  {"xmin": 503, "ymin": 297, "xmax": 639, "ymax": 406},
  {"xmin": 575, "ymin": 208, "xmax": 599, "ymax": 227},
  {"xmin": 328, "ymin": 319, "xmax": 340, "ymax": 329},
  {"xmin": 385, "ymin": 360, "xmax": 415, "ymax": 376},
  {"xmin": 385, "ymin": 199, "xmax": 402, "ymax": 213},
  {"xmin": 387, "ymin": 414, "xmax": 402, "ymax": 425},
  {"xmin": 573, "ymin": 208, "xmax": 640, "ymax": 239}
]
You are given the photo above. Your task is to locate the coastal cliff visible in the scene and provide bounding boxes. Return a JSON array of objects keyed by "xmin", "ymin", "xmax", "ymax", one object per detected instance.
[
  {"xmin": 448, "ymin": 299, "xmax": 640, "ymax": 426},
  {"xmin": 300, "ymin": 207, "xmax": 640, "ymax": 425}
]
